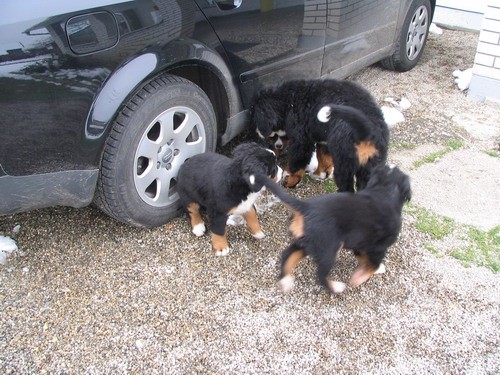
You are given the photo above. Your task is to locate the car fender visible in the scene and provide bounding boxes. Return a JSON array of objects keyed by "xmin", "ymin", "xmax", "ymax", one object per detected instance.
[{"xmin": 84, "ymin": 39, "xmax": 242, "ymax": 148}]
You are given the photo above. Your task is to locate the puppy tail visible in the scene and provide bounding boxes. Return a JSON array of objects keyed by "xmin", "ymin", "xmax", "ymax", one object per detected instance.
[
  {"xmin": 317, "ymin": 104, "xmax": 374, "ymax": 141},
  {"xmin": 252, "ymin": 174, "xmax": 307, "ymax": 212}
]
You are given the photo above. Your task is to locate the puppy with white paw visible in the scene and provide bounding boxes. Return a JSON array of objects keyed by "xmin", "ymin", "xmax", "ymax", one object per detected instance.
[
  {"xmin": 255, "ymin": 164, "xmax": 411, "ymax": 295},
  {"xmin": 177, "ymin": 142, "xmax": 281, "ymax": 256}
]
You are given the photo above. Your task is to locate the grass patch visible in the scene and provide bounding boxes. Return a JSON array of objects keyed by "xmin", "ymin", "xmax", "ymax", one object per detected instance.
[
  {"xmin": 391, "ymin": 141, "xmax": 417, "ymax": 150},
  {"xmin": 485, "ymin": 150, "xmax": 500, "ymax": 158},
  {"xmin": 452, "ymin": 226, "xmax": 500, "ymax": 272},
  {"xmin": 302, "ymin": 174, "xmax": 337, "ymax": 193},
  {"xmin": 408, "ymin": 205, "xmax": 499, "ymax": 272},
  {"xmin": 413, "ymin": 139, "xmax": 465, "ymax": 168},
  {"xmin": 412, "ymin": 206, "xmax": 454, "ymax": 240}
]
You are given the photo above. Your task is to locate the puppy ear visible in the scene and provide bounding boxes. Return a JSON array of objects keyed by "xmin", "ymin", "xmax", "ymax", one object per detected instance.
[
  {"xmin": 252, "ymin": 99, "xmax": 282, "ymax": 138},
  {"xmin": 232, "ymin": 142, "xmax": 260, "ymax": 158}
]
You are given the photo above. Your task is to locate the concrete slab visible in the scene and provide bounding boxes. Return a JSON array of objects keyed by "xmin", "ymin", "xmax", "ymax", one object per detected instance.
[{"xmin": 407, "ymin": 149, "xmax": 500, "ymax": 231}]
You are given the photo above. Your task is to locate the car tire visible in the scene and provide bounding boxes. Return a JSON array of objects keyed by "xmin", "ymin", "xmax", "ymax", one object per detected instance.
[
  {"xmin": 94, "ymin": 73, "xmax": 217, "ymax": 227},
  {"xmin": 381, "ymin": 0, "xmax": 431, "ymax": 72}
]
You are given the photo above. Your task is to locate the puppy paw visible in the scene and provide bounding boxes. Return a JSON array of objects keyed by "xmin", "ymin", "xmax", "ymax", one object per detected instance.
[
  {"xmin": 192, "ymin": 223, "xmax": 206, "ymax": 237},
  {"xmin": 310, "ymin": 171, "xmax": 327, "ymax": 180},
  {"xmin": 328, "ymin": 280, "xmax": 347, "ymax": 294},
  {"xmin": 350, "ymin": 267, "xmax": 375, "ymax": 288},
  {"xmin": 252, "ymin": 231, "xmax": 265, "ymax": 240},
  {"xmin": 227, "ymin": 214, "xmax": 245, "ymax": 226},
  {"xmin": 214, "ymin": 247, "xmax": 230, "ymax": 257},
  {"xmin": 278, "ymin": 275, "xmax": 295, "ymax": 293},
  {"xmin": 283, "ymin": 174, "xmax": 302, "ymax": 188},
  {"xmin": 374, "ymin": 263, "xmax": 386, "ymax": 274}
]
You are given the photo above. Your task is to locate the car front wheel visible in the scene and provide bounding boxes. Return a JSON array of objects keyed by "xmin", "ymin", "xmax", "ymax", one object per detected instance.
[
  {"xmin": 381, "ymin": 0, "xmax": 431, "ymax": 72},
  {"xmin": 94, "ymin": 73, "xmax": 217, "ymax": 227}
]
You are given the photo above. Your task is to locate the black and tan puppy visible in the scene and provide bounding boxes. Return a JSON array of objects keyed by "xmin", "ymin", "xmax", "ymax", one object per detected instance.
[
  {"xmin": 177, "ymin": 142, "xmax": 282, "ymax": 256},
  {"xmin": 254, "ymin": 165, "xmax": 411, "ymax": 294},
  {"xmin": 251, "ymin": 79, "xmax": 389, "ymax": 191}
]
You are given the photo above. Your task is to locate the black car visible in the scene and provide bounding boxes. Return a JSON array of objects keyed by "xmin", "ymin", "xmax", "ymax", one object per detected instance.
[{"xmin": 0, "ymin": 0, "xmax": 434, "ymax": 227}]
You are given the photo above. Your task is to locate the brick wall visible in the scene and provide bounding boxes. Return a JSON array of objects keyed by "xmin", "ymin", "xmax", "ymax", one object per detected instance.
[
  {"xmin": 469, "ymin": 1, "xmax": 500, "ymax": 101},
  {"xmin": 302, "ymin": 0, "xmax": 327, "ymax": 37}
]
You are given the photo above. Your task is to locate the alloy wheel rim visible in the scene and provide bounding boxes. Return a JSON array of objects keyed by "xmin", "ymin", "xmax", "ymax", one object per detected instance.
[
  {"xmin": 134, "ymin": 106, "xmax": 206, "ymax": 207},
  {"xmin": 406, "ymin": 5, "xmax": 429, "ymax": 61}
]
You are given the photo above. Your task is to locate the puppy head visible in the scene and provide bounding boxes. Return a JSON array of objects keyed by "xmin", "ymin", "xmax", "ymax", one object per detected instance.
[
  {"xmin": 232, "ymin": 142, "xmax": 281, "ymax": 191},
  {"xmin": 368, "ymin": 165, "xmax": 412, "ymax": 204},
  {"xmin": 250, "ymin": 91, "xmax": 289, "ymax": 154}
]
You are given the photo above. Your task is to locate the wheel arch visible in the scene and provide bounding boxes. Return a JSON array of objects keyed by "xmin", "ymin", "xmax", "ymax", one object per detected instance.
[{"xmin": 84, "ymin": 39, "xmax": 243, "ymax": 158}]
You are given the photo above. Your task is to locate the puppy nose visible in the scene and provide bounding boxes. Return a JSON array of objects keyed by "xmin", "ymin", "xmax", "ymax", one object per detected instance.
[{"xmin": 275, "ymin": 144, "xmax": 283, "ymax": 150}]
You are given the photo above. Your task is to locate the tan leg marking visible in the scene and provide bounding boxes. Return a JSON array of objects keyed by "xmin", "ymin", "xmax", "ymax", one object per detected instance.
[
  {"xmin": 187, "ymin": 202, "xmax": 203, "ymax": 227},
  {"xmin": 355, "ymin": 141, "xmax": 379, "ymax": 165},
  {"xmin": 211, "ymin": 232, "xmax": 229, "ymax": 256},
  {"xmin": 350, "ymin": 253, "xmax": 378, "ymax": 287},
  {"xmin": 282, "ymin": 249, "xmax": 306, "ymax": 277},
  {"xmin": 242, "ymin": 206, "xmax": 264, "ymax": 239},
  {"xmin": 289, "ymin": 211, "xmax": 305, "ymax": 239},
  {"xmin": 284, "ymin": 168, "xmax": 305, "ymax": 188},
  {"xmin": 278, "ymin": 249, "xmax": 306, "ymax": 293},
  {"xmin": 313, "ymin": 145, "xmax": 334, "ymax": 178}
]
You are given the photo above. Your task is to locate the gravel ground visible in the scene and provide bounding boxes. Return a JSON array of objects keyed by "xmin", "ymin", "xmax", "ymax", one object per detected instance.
[{"xmin": 1, "ymin": 29, "xmax": 500, "ymax": 374}]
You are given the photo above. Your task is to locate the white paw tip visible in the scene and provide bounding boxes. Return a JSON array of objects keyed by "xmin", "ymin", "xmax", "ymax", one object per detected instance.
[
  {"xmin": 215, "ymin": 247, "xmax": 230, "ymax": 257},
  {"xmin": 278, "ymin": 275, "xmax": 295, "ymax": 293},
  {"xmin": 329, "ymin": 280, "xmax": 347, "ymax": 294},
  {"xmin": 311, "ymin": 172, "xmax": 327, "ymax": 180},
  {"xmin": 192, "ymin": 223, "xmax": 206, "ymax": 237},
  {"xmin": 375, "ymin": 263, "xmax": 386, "ymax": 274},
  {"xmin": 317, "ymin": 106, "xmax": 331, "ymax": 123},
  {"xmin": 253, "ymin": 231, "xmax": 265, "ymax": 240},
  {"xmin": 274, "ymin": 167, "xmax": 283, "ymax": 182}
]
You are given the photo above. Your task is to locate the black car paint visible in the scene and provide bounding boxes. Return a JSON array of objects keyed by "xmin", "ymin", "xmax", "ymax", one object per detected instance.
[{"xmin": 0, "ymin": 0, "xmax": 434, "ymax": 216}]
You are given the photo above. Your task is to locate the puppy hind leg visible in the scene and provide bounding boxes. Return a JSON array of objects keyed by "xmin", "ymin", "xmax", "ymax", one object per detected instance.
[
  {"xmin": 355, "ymin": 168, "xmax": 370, "ymax": 191},
  {"xmin": 316, "ymin": 242, "xmax": 346, "ymax": 294},
  {"xmin": 350, "ymin": 251, "xmax": 385, "ymax": 287},
  {"xmin": 278, "ymin": 243, "xmax": 306, "ymax": 293},
  {"xmin": 333, "ymin": 165, "xmax": 356, "ymax": 192},
  {"xmin": 312, "ymin": 144, "xmax": 334, "ymax": 180},
  {"xmin": 242, "ymin": 205, "xmax": 265, "ymax": 239}
]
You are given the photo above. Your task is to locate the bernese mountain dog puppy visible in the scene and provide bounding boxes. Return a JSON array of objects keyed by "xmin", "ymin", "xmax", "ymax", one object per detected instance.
[
  {"xmin": 250, "ymin": 79, "xmax": 389, "ymax": 192},
  {"xmin": 177, "ymin": 142, "xmax": 282, "ymax": 256},
  {"xmin": 253, "ymin": 165, "xmax": 411, "ymax": 295}
]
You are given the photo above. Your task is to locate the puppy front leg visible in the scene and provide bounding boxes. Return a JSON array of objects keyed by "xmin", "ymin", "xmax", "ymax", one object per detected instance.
[
  {"xmin": 187, "ymin": 202, "xmax": 206, "ymax": 237},
  {"xmin": 278, "ymin": 243, "xmax": 306, "ymax": 293},
  {"xmin": 210, "ymin": 215, "xmax": 230, "ymax": 256},
  {"xmin": 283, "ymin": 143, "xmax": 314, "ymax": 188},
  {"xmin": 242, "ymin": 205, "xmax": 265, "ymax": 239}
]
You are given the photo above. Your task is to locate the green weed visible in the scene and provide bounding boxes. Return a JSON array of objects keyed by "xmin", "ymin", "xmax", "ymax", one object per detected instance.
[
  {"xmin": 413, "ymin": 139, "xmax": 465, "ymax": 168},
  {"xmin": 408, "ymin": 205, "xmax": 499, "ymax": 272}
]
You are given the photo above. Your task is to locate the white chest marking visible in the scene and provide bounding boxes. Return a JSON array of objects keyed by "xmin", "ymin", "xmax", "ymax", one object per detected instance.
[{"xmin": 231, "ymin": 191, "xmax": 262, "ymax": 215}]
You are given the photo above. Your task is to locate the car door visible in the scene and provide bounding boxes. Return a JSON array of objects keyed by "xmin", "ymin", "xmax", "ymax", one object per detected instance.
[
  {"xmin": 195, "ymin": 0, "xmax": 326, "ymax": 106},
  {"xmin": 321, "ymin": 0, "xmax": 400, "ymax": 78}
]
